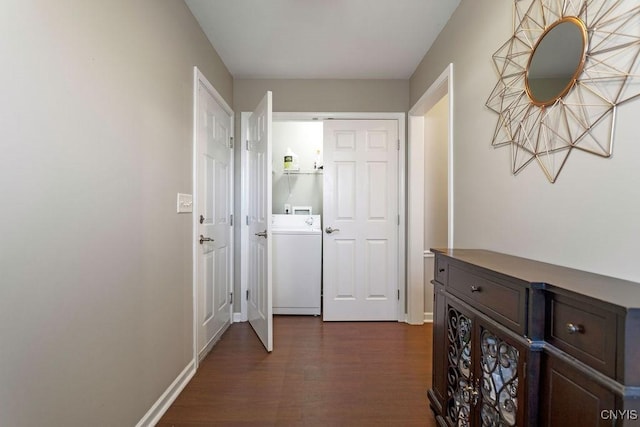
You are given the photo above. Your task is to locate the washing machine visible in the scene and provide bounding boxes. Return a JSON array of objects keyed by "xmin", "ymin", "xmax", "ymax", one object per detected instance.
[{"xmin": 272, "ymin": 214, "xmax": 321, "ymax": 315}]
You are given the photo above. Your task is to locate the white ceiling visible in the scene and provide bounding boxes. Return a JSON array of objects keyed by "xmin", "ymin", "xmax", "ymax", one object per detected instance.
[{"xmin": 185, "ymin": 0, "xmax": 462, "ymax": 79}]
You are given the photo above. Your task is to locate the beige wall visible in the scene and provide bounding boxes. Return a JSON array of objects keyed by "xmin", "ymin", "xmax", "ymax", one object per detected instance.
[
  {"xmin": 234, "ymin": 79, "xmax": 409, "ymax": 113},
  {"xmin": 410, "ymin": 0, "xmax": 640, "ymax": 283},
  {"xmin": 0, "ymin": 1, "xmax": 232, "ymax": 425}
]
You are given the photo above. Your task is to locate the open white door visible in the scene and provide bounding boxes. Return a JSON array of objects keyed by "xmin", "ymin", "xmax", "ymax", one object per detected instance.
[
  {"xmin": 246, "ymin": 92, "xmax": 273, "ymax": 351},
  {"xmin": 323, "ymin": 120, "xmax": 399, "ymax": 321},
  {"xmin": 194, "ymin": 69, "xmax": 233, "ymax": 360}
]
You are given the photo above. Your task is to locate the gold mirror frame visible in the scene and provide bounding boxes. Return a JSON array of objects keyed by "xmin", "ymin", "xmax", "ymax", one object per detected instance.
[
  {"xmin": 486, "ymin": 0, "xmax": 640, "ymax": 183},
  {"xmin": 525, "ymin": 17, "xmax": 587, "ymax": 107}
]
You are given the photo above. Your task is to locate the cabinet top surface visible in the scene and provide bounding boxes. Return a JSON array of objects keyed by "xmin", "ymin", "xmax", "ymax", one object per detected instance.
[{"xmin": 433, "ymin": 249, "xmax": 640, "ymax": 310}]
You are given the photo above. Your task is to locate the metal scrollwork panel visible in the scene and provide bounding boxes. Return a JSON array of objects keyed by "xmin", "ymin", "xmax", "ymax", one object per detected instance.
[
  {"xmin": 446, "ymin": 307, "xmax": 474, "ymax": 427},
  {"xmin": 479, "ymin": 328, "xmax": 519, "ymax": 427}
]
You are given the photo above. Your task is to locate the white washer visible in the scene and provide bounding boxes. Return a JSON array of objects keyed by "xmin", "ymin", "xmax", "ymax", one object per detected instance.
[{"xmin": 272, "ymin": 214, "xmax": 321, "ymax": 315}]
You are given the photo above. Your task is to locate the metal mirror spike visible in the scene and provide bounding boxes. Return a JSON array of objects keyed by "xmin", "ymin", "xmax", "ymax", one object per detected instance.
[{"xmin": 486, "ymin": 0, "xmax": 640, "ymax": 183}]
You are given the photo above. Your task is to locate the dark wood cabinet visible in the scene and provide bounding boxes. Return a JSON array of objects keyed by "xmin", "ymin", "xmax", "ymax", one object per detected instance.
[{"xmin": 429, "ymin": 249, "xmax": 640, "ymax": 427}]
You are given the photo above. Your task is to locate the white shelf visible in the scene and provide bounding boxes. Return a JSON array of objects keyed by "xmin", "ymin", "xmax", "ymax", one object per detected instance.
[{"xmin": 282, "ymin": 169, "xmax": 323, "ymax": 175}]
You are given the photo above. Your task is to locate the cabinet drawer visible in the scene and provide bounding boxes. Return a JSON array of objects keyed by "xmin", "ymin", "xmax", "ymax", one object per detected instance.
[
  {"xmin": 547, "ymin": 293, "xmax": 617, "ymax": 378},
  {"xmin": 434, "ymin": 255, "xmax": 447, "ymax": 285},
  {"xmin": 448, "ymin": 264, "xmax": 527, "ymax": 334}
]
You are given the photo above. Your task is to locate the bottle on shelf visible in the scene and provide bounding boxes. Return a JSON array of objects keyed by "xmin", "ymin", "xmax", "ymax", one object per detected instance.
[{"xmin": 313, "ymin": 149, "xmax": 322, "ymax": 170}]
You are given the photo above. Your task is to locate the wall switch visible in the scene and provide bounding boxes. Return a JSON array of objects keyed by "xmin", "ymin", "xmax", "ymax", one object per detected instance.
[
  {"xmin": 284, "ymin": 204, "xmax": 291, "ymax": 214},
  {"xmin": 177, "ymin": 193, "xmax": 193, "ymax": 213}
]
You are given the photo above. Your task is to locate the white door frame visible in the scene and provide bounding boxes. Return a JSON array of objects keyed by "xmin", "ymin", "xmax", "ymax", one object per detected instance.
[
  {"xmin": 240, "ymin": 111, "xmax": 406, "ymax": 322},
  {"xmin": 192, "ymin": 67, "xmax": 234, "ymax": 366},
  {"xmin": 407, "ymin": 64, "xmax": 454, "ymax": 325}
]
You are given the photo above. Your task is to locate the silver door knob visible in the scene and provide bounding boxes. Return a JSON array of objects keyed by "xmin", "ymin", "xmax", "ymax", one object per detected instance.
[
  {"xmin": 325, "ymin": 227, "xmax": 340, "ymax": 234},
  {"xmin": 199, "ymin": 235, "xmax": 214, "ymax": 244},
  {"xmin": 255, "ymin": 230, "xmax": 268, "ymax": 238}
]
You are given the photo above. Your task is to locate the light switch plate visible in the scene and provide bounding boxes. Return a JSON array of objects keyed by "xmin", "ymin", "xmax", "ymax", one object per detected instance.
[{"xmin": 177, "ymin": 193, "xmax": 193, "ymax": 213}]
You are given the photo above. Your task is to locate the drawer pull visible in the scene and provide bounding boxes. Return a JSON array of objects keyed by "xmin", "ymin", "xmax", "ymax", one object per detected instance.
[
  {"xmin": 566, "ymin": 323, "xmax": 584, "ymax": 334},
  {"xmin": 470, "ymin": 285, "xmax": 481, "ymax": 293}
]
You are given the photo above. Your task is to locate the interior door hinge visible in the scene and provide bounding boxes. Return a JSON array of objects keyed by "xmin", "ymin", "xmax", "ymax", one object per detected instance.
[
  {"xmin": 230, "ymin": 214, "xmax": 233, "ymax": 226},
  {"xmin": 397, "ymin": 139, "xmax": 400, "ymax": 150},
  {"xmin": 398, "ymin": 214, "xmax": 400, "ymax": 226},
  {"xmin": 246, "ymin": 140, "xmax": 249, "ymax": 151},
  {"xmin": 229, "ymin": 136, "xmax": 234, "ymax": 149},
  {"xmin": 397, "ymin": 289, "xmax": 400, "ymax": 300},
  {"xmin": 246, "ymin": 215, "xmax": 249, "ymax": 226},
  {"xmin": 230, "ymin": 292, "xmax": 233, "ymax": 304},
  {"xmin": 246, "ymin": 290, "xmax": 249, "ymax": 300}
]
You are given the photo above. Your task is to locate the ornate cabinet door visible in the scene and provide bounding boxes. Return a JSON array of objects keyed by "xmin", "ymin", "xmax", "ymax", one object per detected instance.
[
  {"xmin": 443, "ymin": 297, "xmax": 528, "ymax": 427},
  {"xmin": 476, "ymin": 317, "xmax": 528, "ymax": 426},
  {"xmin": 445, "ymin": 300, "xmax": 476, "ymax": 426}
]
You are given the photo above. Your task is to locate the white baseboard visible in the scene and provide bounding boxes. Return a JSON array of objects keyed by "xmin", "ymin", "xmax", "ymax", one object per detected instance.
[
  {"xmin": 233, "ymin": 312, "xmax": 244, "ymax": 323},
  {"xmin": 136, "ymin": 360, "xmax": 196, "ymax": 427},
  {"xmin": 424, "ymin": 312, "xmax": 434, "ymax": 323}
]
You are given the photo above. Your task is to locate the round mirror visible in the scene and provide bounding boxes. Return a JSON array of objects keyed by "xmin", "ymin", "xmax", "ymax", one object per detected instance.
[{"xmin": 525, "ymin": 17, "xmax": 587, "ymax": 106}]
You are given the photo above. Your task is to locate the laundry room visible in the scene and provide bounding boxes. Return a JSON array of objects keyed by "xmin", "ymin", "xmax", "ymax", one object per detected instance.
[
  {"xmin": 272, "ymin": 120, "xmax": 323, "ymax": 215},
  {"xmin": 271, "ymin": 120, "xmax": 324, "ymax": 316}
]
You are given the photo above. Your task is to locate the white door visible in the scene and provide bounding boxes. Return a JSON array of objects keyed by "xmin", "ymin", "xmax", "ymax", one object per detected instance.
[
  {"xmin": 323, "ymin": 120, "xmax": 399, "ymax": 321},
  {"xmin": 246, "ymin": 92, "xmax": 273, "ymax": 351},
  {"xmin": 195, "ymin": 71, "xmax": 233, "ymax": 360}
]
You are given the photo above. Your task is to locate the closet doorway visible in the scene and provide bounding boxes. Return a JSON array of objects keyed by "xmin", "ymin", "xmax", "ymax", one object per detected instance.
[{"xmin": 240, "ymin": 112, "xmax": 407, "ymax": 340}]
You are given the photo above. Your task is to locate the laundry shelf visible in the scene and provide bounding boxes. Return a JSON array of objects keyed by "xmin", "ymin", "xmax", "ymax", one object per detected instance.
[{"xmin": 281, "ymin": 169, "xmax": 323, "ymax": 175}]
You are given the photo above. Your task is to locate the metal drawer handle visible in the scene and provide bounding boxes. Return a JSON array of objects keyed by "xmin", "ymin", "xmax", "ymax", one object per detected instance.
[
  {"xmin": 199, "ymin": 235, "xmax": 214, "ymax": 244},
  {"xmin": 470, "ymin": 285, "xmax": 481, "ymax": 293},
  {"xmin": 566, "ymin": 323, "xmax": 584, "ymax": 334}
]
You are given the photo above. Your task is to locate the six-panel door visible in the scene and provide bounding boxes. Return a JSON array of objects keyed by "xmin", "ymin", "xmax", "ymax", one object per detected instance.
[{"xmin": 322, "ymin": 120, "xmax": 399, "ymax": 321}]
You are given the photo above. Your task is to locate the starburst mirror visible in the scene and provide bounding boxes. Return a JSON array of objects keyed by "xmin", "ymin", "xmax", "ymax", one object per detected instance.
[{"xmin": 486, "ymin": 0, "xmax": 640, "ymax": 183}]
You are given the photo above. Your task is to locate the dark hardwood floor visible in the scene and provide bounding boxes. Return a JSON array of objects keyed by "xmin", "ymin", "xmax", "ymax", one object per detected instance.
[{"xmin": 158, "ymin": 316, "xmax": 437, "ymax": 426}]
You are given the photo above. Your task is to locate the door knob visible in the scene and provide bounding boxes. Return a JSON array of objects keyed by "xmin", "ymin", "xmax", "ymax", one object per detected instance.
[
  {"xmin": 199, "ymin": 235, "xmax": 214, "ymax": 244},
  {"xmin": 325, "ymin": 227, "xmax": 340, "ymax": 234},
  {"xmin": 255, "ymin": 230, "xmax": 268, "ymax": 238}
]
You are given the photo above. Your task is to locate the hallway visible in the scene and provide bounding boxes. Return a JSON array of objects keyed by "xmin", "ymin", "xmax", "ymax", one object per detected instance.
[{"xmin": 158, "ymin": 316, "xmax": 436, "ymax": 426}]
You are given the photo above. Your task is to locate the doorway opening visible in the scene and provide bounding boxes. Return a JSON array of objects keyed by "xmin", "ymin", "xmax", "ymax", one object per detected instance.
[
  {"xmin": 407, "ymin": 64, "xmax": 454, "ymax": 325},
  {"xmin": 272, "ymin": 120, "xmax": 323, "ymax": 316}
]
